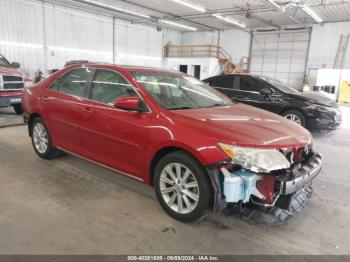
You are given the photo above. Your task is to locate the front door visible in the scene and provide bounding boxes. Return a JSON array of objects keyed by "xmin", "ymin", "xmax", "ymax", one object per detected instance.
[
  {"xmin": 232, "ymin": 76, "xmax": 272, "ymax": 111},
  {"xmin": 80, "ymin": 68, "xmax": 152, "ymax": 178}
]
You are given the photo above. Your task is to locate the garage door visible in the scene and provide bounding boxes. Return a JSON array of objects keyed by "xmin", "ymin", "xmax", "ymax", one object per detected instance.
[{"xmin": 250, "ymin": 30, "xmax": 311, "ymax": 88}]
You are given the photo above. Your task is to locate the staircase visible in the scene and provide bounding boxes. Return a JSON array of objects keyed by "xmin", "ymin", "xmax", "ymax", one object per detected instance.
[
  {"xmin": 334, "ymin": 34, "xmax": 350, "ymax": 69},
  {"xmin": 164, "ymin": 44, "xmax": 248, "ymax": 74}
]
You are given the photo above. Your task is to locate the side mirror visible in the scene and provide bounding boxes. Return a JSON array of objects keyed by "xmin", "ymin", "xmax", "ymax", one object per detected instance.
[
  {"xmin": 12, "ymin": 62, "xmax": 20, "ymax": 68},
  {"xmin": 259, "ymin": 88, "xmax": 272, "ymax": 97},
  {"xmin": 114, "ymin": 96, "xmax": 142, "ymax": 112}
]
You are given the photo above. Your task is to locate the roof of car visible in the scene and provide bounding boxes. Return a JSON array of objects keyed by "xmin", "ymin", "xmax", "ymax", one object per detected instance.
[{"xmin": 65, "ymin": 62, "xmax": 183, "ymax": 75}]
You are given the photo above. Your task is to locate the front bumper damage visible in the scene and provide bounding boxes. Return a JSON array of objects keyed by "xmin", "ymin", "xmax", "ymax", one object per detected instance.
[
  {"xmin": 281, "ymin": 153, "xmax": 322, "ymax": 195},
  {"xmin": 207, "ymin": 152, "xmax": 323, "ymax": 213}
]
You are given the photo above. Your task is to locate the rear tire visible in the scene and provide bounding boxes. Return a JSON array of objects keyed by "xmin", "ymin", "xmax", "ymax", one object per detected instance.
[
  {"xmin": 282, "ymin": 110, "xmax": 306, "ymax": 127},
  {"xmin": 154, "ymin": 151, "xmax": 212, "ymax": 223},
  {"xmin": 13, "ymin": 104, "xmax": 23, "ymax": 115},
  {"xmin": 30, "ymin": 117, "xmax": 59, "ymax": 159}
]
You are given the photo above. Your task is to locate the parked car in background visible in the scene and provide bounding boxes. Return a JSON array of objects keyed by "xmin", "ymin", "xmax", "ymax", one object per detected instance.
[
  {"xmin": 203, "ymin": 74, "xmax": 342, "ymax": 130},
  {"xmin": 0, "ymin": 53, "xmax": 32, "ymax": 114},
  {"xmin": 22, "ymin": 63, "xmax": 322, "ymax": 223}
]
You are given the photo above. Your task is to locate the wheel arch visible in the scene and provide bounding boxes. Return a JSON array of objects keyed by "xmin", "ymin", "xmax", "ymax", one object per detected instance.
[
  {"xmin": 280, "ymin": 107, "xmax": 306, "ymax": 118},
  {"xmin": 147, "ymin": 145, "xmax": 205, "ymax": 187},
  {"xmin": 28, "ymin": 113, "xmax": 42, "ymax": 137}
]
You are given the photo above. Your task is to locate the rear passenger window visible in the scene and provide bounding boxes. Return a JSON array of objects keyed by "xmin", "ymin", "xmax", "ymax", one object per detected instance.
[
  {"xmin": 208, "ymin": 75, "xmax": 234, "ymax": 90},
  {"xmin": 49, "ymin": 68, "xmax": 90, "ymax": 97},
  {"xmin": 90, "ymin": 69, "xmax": 136, "ymax": 104}
]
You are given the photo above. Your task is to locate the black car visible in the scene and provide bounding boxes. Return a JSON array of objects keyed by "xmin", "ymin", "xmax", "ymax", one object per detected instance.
[{"xmin": 203, "ymin": 74, "xmax": 342, "ymax": 130}]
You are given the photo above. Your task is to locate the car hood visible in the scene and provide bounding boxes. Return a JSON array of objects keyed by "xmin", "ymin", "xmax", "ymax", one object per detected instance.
[
  {"xmin": 0, "ymin": 66, "xmax": 27, "ymax": 78},
  {"xmin": 170, "ymin": 103, "xmax": 312, "ymax": 148},
  {"xmin": 289, "ymin": 91, "xmax": 337, "ymax": 107}
]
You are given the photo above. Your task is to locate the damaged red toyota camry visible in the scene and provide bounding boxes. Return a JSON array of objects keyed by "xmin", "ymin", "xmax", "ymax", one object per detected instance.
[{"xmin": 22, "ymin": 63, "xmax": 322, "ymax": 223}]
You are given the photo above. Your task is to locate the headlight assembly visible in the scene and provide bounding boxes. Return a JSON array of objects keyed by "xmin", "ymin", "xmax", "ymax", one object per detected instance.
[
  {"xmin": 218, "ymin": 143, "xmax": 291, "ymax": 173},
  {"xmin": 308, "ymin": 103, "xmax": 335, "ymax": 113}
]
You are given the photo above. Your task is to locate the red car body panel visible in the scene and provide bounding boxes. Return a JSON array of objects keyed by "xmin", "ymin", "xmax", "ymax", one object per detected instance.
[{"xmin": 22, "ymin": 64, "xmax": 313, "ymax": 185}]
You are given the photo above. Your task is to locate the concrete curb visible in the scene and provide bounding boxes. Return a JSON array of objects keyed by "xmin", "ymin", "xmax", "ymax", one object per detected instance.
[{"xmin": 0, "ymin": 123, "xmax": 26, "ymax": 129}]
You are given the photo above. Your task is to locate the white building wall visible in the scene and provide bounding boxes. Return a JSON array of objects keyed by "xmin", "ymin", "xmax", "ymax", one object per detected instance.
[
  {"xmin": 0, "ymin": 0, "xmax": 46, "ymax": 77},
  {"xmin": 114, "ymin": 20, "xmax": 163, "ymax": 67},
  {"xmin": 164, "ymin": 29, "xmax": 182, "ymax": 45},
  {"xmin": 181, "ymin": 31, "xmax": 219, "ymax": 46},
  {"xmin": 44, "ymin": 3, "xmax": 114, "ymax": 71},
  {"xmin": 164, "ymin": 58, "xmax": 220, "ymax": 80},
  {"xmin": 220, "ymin": 29, "xmax": 251, "ymax": 65},
  {"xmin": 0, "ymin": 0, "xmax": 170, "ymax": 77},
  {"xmin": 180, "ymin": 29, "xmax": 251, "ymax": 65}
]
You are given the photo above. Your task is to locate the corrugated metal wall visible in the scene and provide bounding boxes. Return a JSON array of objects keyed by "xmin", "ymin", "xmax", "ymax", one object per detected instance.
[
  {"xmin": 0, "ymin": 0, "xmax": 172, "ymax": 77},
  {"xmin": 250, "ymin": 30, "xmax": 311, "ymax": 88},
  {"xmin": 308, "ymin": 22, "xmax": 350, "ymax": 69}
]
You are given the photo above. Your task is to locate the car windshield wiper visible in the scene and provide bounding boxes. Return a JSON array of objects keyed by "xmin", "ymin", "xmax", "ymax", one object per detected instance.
[
  {"xmin": 168, "ymin": 106, "xmax": 195, "ymax": 110},
  {"xmin": 208, "ymin": 103, "xmax": 226, "ymax": 108}
]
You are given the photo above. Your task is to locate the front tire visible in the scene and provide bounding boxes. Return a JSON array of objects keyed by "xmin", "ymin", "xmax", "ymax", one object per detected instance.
[
  {"xmin": 31, "ymin": 117, "xmax": 59, "ymax": 159},
  {"xmin": 282, "ymin": 110, "xmax": 306, "ymax": 127},
  {"xmin": 154, "ymin": 151, "xmax": 212, "ymax": 223},
  {"xmin": 13, "ymin": 104, "xmax": 23, "ymax": 115}
]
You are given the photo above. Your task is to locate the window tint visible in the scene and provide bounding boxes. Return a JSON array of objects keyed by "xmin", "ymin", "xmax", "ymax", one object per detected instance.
[
  {"xmin": 233, "ymin": 76, "xmax": 240, "ymax": 90},
  {"xmin": 239, "ymin": 76, "xmax": 263, "ymax": 92},
  {"xmin": 49, "ymin": 68, "xmax": 90, "ymax": 97},
  {"xmin": 0, "ymin": 54, "xmax": 11, "ymax": 68},
  {"xmin": 208, "ymin": 75, "xmax": 234, "ymax": 90},
  {"xmin": 90, "ymin": 69, "xmax": 136, "ymax": 104}
]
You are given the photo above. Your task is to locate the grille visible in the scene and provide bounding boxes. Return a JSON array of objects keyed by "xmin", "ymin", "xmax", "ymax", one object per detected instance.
[
  {"xmin": 4, "ymin": 82, "xmax": 24, "ymax": 89},
  {"xmin": 1, "ymin": 75, "xmax": 24, "ymax": 90},
  {"xmin": 3, "ymin": 75, "xmax": 23, "ymax": 82}
]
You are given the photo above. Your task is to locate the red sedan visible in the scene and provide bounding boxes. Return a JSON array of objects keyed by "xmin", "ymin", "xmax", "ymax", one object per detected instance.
[{"xmin": 22, "ymin": 63, "xmax": 322, "ymax": 222}]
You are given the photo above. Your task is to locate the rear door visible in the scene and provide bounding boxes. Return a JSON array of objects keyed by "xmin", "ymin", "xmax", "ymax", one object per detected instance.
[
  {"xmin": 44, "ymin": 67, "xmax": 92, "ymax": 154},
  {"xmin": 80, "ymin": 68, "xmax": 152, "ymax": 178}
]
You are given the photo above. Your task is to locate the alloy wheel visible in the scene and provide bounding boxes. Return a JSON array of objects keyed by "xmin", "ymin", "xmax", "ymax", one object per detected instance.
[
  {"xmin": 159, "ymin": 163, "xmax": 200, "ymax": 214},
  {"xmin": 33, "ymin": 122, "xmax": 49, "ymax": 154},
  {"xmin": 284, "ymin": 113, "xmax": 302, "ymax": 125}
]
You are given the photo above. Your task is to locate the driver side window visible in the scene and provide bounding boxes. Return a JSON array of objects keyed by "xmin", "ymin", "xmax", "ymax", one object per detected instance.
[
  {"xmin": 240, "ymin": 76, "xmax": 263, "ymax": 93},
  {"xmin": 89, "ymin": 69, "xmax": 136, "ymax": 105}
]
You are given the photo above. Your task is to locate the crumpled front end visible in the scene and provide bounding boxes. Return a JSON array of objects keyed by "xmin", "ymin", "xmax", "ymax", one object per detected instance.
[{"xmin": 207, "ymin": 144, "xmax": 322, "ymax": 212}]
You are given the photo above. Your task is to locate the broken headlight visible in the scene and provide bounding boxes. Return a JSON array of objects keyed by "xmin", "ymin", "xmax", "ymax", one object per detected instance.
[{"xmin": 218, "ymin": 143, "xmax": 291, "ymax": 173}]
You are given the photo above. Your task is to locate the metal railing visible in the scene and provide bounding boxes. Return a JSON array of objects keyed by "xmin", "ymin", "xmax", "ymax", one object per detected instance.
[
  {"xmin": 164, "ymin": 44, "xmax": 232, "ymax": 61},
  {"xmin": 164, "ymin": 44, "xmax": 249, "ymax": 74}
]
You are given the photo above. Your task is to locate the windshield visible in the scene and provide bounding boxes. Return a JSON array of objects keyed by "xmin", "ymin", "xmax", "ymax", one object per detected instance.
[
  {"xmin": 0, "ymin": 54, "xmax": 11, "ymax": 68},
  {"xmin": 258, "ymin": 76, "xmax": 301, "ymax": 94},
  {"xmin": 132, "ymin": 71, "xmax": 233, "ymax": 110}
]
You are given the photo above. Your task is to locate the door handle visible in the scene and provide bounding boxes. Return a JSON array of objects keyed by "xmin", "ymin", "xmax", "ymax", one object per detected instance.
[
  {"xmin": 82, "ymin": 106, "xmax": 94, "ymax": 116},
  {"xmin": 41, "ymin": 96, "xmax": 50, "ymax": 103}
]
